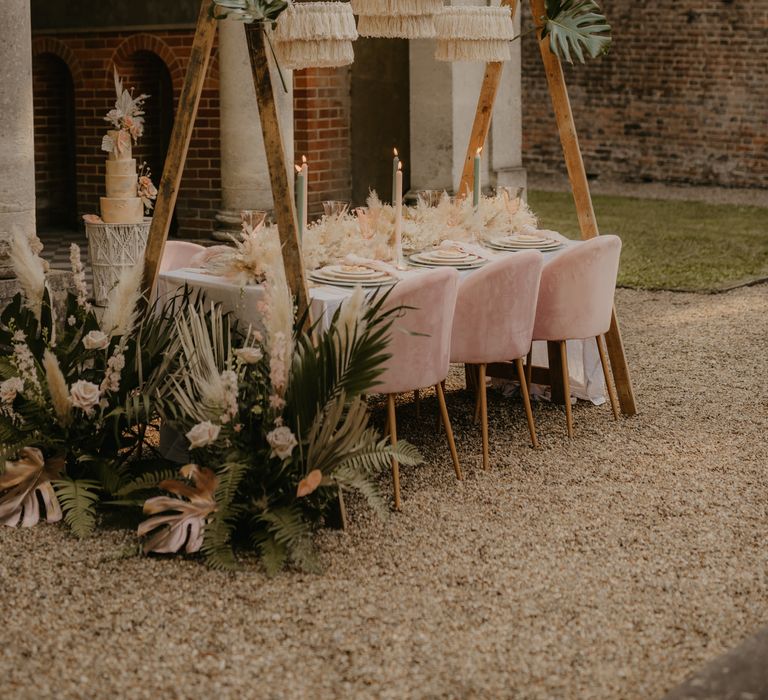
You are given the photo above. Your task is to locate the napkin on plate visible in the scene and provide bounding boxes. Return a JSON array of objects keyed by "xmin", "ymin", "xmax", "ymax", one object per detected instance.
[
  {"xmin": 439, "ymin": 239, "xmax": 496, "ymax": 260},
  {"xmin": 343, "ymin": 254, "xmax": 403, "ymax": 277}
]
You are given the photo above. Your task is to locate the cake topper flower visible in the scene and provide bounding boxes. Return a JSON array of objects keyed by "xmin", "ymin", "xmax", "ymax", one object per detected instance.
[{"xmin": 101, "ymin": 66, "xmax": 150, "ymax": 156}]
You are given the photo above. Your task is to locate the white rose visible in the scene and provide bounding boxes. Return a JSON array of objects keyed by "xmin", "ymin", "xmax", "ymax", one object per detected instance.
[
  {"xmin": 186, "ymin": 421, "xmax": 221, "ymax": 449},
  {"xmin": 70, "ymin": 380, "xmax": 101, "ymax": 414},
  {"xmin": 0, "ymin": 377, "xmax": 24, "ymax": 404},
  {"xmin": 235, "ymin": 347, "xmax": 263, "ymax": 365},
  {"xmin": 83, "ymin": 330, "xmax": 109, "ymax": 350},
  {"xmin": 267, "ymin": 425, "xmax": 297, "ymax": 460}
]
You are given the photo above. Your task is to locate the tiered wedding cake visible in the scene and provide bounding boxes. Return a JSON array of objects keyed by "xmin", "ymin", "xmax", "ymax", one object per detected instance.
[
  {"xmin": 101, "ymin": 130, "xmax": 144, "ymax": 224},
  {"xmin": 99, "ymin": 68, "xmax": 154, "ymax": 224}
]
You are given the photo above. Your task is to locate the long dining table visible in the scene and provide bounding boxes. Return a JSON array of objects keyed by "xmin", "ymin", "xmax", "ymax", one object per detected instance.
[{"xmin": 156, "ymin": 239, "xmax": 609, "ymax": 405}]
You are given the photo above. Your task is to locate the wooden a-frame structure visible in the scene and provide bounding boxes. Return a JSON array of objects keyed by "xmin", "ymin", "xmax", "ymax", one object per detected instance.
[{"xmin": 141, "ymin": 0, "xmax": 636, "ymax": 416}]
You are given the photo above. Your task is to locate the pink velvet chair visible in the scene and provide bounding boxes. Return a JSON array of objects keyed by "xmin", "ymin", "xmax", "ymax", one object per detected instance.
[
  {"xmin": 450, "ymin": 252, "xmax": 544, "ymax": 468},
  {"xmin": 377, "ymin": 267, "xmax": 462, "ymax": 509},
  {"xmin": 532, "ymin": 235, "xmax": 622, "ymax": 437},
  {"xmin": 159, "ymin": 241, "xmax": 206, "ymax": 273}
]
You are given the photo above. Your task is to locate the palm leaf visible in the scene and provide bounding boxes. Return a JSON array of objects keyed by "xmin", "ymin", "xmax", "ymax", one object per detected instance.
[
  {"xmin": 543, "ymin": 0, "xmax": 612, "ymax": 64},
  {"xmin": 53, "ymin": 478, "xmax": 101, "ymax": 537}
]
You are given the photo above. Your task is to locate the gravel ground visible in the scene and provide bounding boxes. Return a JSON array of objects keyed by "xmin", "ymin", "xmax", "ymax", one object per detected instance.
[{"xmin": 2, "ymin": 285, "xmax": 767, "ymax": 700}]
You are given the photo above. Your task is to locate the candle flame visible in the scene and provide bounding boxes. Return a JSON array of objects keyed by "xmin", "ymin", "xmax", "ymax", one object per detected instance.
[
  {"xmin": 476, "ymin": 147, "xmax": 483, "ymax": 156},
  {"xmin": 398, "ymin": 161, "xmax": 403, "ymax": 171},
  {"xmin": 301, "ymin": 154, "xmax": 307, "ymax": 164},
  {"xmin": 295, "ymin": 164, "xmax": 302, "ymax": 173},
  {"xmin": 394, "ymin": 148, "xmax": 398, "ymax": 157}
]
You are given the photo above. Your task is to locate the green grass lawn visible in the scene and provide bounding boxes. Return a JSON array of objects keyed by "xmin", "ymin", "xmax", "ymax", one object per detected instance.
[{"xmin": 528, "ymin": 190, "xmax": 768, "ymax": 292}]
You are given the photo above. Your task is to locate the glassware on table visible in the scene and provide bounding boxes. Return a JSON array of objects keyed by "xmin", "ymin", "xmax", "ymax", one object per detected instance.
[
  {"xmin": 495, "ymin": 186, "xmax": 525, "ymax": 214},
  {"xmin": 417, "ymin": 189, "xmax": 447, "ymax": 208},
  {"xmin": 322, "ymin": 200, "xmax": 350, "ymax": 218},
  {"xmin": 240, "ymin": 209, "xmax": 267, "ymax": 233}
]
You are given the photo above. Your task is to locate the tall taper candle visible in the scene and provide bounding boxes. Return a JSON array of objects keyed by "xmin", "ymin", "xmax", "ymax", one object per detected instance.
[
  {"xmin": 392, "ymin": 147, "xmax": 400, "ymax": 205},
  {"xmin": 295, "ymin": 161, "xmax": 306, "ymax": 241},
  {"xmin": 300, "ymin": 154, "xmax": 308, "ymax": 236},
  {"xmin": 473, "ymin": 147, "xmax": 482, "ymax": 208},
  {"xmin": 395, "ymin": 161, "xmax": 403, "ymax": 265}
]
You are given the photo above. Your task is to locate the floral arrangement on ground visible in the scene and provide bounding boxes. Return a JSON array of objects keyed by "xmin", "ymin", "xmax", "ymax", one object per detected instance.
[{"xmin": 0, "ymin": 232, "xmax": 419, "ymax": 573}]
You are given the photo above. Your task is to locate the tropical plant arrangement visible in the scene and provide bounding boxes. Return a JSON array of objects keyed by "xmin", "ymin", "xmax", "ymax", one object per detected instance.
[
  {"xmin": 0, "ymin": 232, "xmax": 180, "ymax": 535},
  {"xmin": 151, "ymin": 266, "xmax": 421, "ymax": 573},
  {"xmin": 540, "ymin": 0, "xmax": 612, "ymax": 64},
  {"xmin": 0, "ymin": 231, "xmax": 419, "ymax": 574}
]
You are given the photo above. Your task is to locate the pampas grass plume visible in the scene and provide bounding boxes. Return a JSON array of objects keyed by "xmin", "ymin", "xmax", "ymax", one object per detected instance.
[
  {"xmin": 43, "ymin": 349, "xmax": 72, "ymax": 428},
  {"xmin": 10, "ymin": 228, "xmax": 46, "ymax": 322},
  {"xmin": 101, "ymin": 263, "xmax": 143, "ymax": 337}
]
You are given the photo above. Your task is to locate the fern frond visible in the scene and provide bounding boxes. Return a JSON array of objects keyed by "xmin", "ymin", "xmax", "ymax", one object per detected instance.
[
  {"xmin": 257, "ymin": 533, "xmax": 288, "ymax": 577},
  {"xmin": 258, "ymin": 505, "xmax": 319, "ymax": 574},
  {"xmin": 53, "ymin": 478, "xmax": 101, "ymax": 538},
  {"xmin": 114, "ymin": 468, "xmax": 181, "ymax": 497},
  {"xmin": 201, "ymin": 460, "xmax": 248, "ymax": 570}
]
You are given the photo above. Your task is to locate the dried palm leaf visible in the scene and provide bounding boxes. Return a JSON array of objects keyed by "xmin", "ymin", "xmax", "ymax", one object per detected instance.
[
  {"xmin": 0, "ymin": 448, "xmax": 64, "ymax": 528},
  {"xmin": 138, "ymin": 464, "xmax": 218, "ymax": 554}
]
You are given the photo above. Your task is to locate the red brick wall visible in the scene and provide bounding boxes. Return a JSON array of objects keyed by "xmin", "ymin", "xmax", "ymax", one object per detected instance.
[
  {"xmin": 32, "ymin": 31, "xmax": 221, "ymax": 238},
  {"xmin": 33, "ymin": 52, "xmax": 76, "ymax": 228},
  {"xmin": 521, "ymin": 0, "xmax": 768, "ymax": 189},
  {"xmin": 294, "ymin": 67, "xmax": 353, "ymax": 219}
]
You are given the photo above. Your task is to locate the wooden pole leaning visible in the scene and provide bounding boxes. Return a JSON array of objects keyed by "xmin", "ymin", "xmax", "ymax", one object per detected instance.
[
  {"xmin": 457, "ymin": 0, "xmax": 519, "ymax": 199},
  {"xmin": 245, "ymin": 23, "xmax": 312, "ymax": 328},
  {"xmin": 141, "ymin": 0, "xmax": 217, "ymax": 296},
  {"xmin": 529, "ymin": 0, "xmax": 637, "ymax": 416}
]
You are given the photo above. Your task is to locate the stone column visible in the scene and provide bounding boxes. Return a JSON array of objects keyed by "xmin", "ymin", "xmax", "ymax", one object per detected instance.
[
  {"xmin": 0, "ymin": 0, "xmax": 38, "ymax": 277},
  {"xmin": 215, "ymin": 19, "xmax": 294, "ymax": 240},
  {"xmin": 408, "ymin": 1, "xmax": 525, "ymax": 196}
]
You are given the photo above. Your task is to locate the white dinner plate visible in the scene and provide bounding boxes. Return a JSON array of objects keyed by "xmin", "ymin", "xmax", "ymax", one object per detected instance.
[
  {"xmin": 410, "ymin": 252, "xmax": 480, "ymax": 267},
  {"xmin": 408, "ymin": 258, "xmax": 485, "ymax": 271},
  {"xmin": 309, "ymin": 272, "xmax": 397, "ymax": 288}
]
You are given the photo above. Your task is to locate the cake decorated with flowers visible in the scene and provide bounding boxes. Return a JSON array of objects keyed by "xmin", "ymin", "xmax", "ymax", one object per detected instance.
[{"xmin": 98, "ymin": 68, "xmax": 156, "ymax": 224}]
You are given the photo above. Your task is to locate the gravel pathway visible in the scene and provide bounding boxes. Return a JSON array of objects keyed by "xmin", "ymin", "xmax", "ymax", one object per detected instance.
[{"xmin": 2, "ymin": 285, "xmax": 767, "ymax": 700}]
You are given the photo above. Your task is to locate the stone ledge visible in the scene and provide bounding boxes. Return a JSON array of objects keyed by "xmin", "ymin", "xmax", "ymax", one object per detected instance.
[
  {"xmin": 0, "ymin": 270, "xmax": 73, "ymax": 315},
  {"xmin": 663, "ymin": 626, "xmax": 768, "ymax": 699}
]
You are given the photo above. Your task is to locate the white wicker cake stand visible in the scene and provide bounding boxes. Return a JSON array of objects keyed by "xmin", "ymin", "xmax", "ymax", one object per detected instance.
[{"xmin": 85, "ymin": 218, "xmax": 151, "ymax": 306}]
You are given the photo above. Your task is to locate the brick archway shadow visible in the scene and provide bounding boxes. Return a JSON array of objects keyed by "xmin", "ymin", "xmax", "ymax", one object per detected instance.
[
  {"xmin": 108, "ymin": 34, "xmax": 186, "ymax": 93},
  {"xmin": 31, "ymin": 37, "xmax": 84, "ymax": 90}
]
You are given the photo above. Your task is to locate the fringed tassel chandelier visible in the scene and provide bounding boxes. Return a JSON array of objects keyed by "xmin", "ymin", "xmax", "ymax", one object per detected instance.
[
  {"xmin": 435, "ymin": 6, "xmax": 516, "ymax": 62},
  {"xmin": 351, "ymin": 0, "xmax": 443, "ymax": 40},
  {"xmin": 274, "ymin": 2, "xmax": 358, "ymax": 70}
]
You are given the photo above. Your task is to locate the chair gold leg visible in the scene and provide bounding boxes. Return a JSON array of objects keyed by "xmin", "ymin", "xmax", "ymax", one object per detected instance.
[
  {"xmin": 435, "ymin": 382, "xmax": 463, "ymax": 481},
  {"xmin": 478, "ymin": 364, "xmax": 490, "ymax": 469},
  {"xmin": 525, "ymin": 347, "xmax": 533, "ymax": 388},
  {"xmin": 559, "ymin": 341, "xmax": 574, "ymax": 439},
  {"xmin": 596, "ymin": 335, "xmax": 620, "ymax": 421},
  {"xmin": 387, "ymin": 394, "xmax": 402, "ymax": 510},
  {"xmin": 473, "ymin": 365, "xmax": 482, "ymax": 425},
  {"xmin": 515, "ymin": 357, "xmax": 539, "ymax": 449}
]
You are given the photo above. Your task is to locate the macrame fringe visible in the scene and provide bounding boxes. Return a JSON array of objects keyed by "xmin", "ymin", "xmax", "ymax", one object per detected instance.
[
  {"xmin": 275, "ymin": 39, "xmax": 355, "ymax": 70},
  {"xmin": 435, "ymin": 7, "xmax": 516, "ymax": 41},
  {"xmin": 435, "ymin": 39, "xmax": 512, "ymax": 63},
  {"xmin": 350, "ymin": 0, "xmax": 442, "ymax": 17},
  {"xmin": 357, "ymin": 14, "xmax": 436, "ymax": 39},
  {"xmin": 274, "ymin": 2, "xmax": 358, "ymax": 42}
]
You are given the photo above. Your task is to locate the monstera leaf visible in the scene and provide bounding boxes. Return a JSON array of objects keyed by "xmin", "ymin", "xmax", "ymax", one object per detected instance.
[
  {"xmin": 138, "ymin": 464, "xmax": 218, "ymax": 555},
  {"xmin": 0, "ymin": 448, "xmax": 64, "ymax": 528},
  {"xmin": 543, "ymin": 0, "xmax": 612, "ymax": 64}
]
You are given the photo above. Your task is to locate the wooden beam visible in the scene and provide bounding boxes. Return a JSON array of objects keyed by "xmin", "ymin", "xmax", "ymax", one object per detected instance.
[
  {"xmin": 529, "ymin": 0, "xmax": 637, "ymax": 416},
  {"xmin": 457, "ymin": 0, "xmax": 519, "ymax": 198},
  {"xmin": 142, "ymin": 0, "xmax": 217, "ymax": 296},
  {"xmin": 245, "ymin": 23, "xmax": 311, "ymax": 326}
]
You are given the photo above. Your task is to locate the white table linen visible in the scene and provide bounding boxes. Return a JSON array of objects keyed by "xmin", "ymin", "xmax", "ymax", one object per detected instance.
[{"xmin": 156, "ymin": 241, "xmax": 606, "ymax": 404}]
